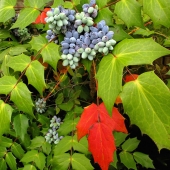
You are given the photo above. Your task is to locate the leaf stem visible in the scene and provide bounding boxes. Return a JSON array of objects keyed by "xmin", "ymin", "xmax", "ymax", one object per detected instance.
[{"xmin": 99, "ymin": 0, "xmax": 120, "ymax": 10}]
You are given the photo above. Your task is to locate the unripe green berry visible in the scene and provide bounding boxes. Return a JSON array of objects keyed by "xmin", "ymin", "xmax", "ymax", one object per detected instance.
[
  {"xmin": 67, "ymin": 54, "xmax": 73, "ymax": 60},
  {"xmin": 83, "ymin": 25, "xmax": 89, "ymax": 32},
  {"xmin": 103, "ymin": 47, "xmax": 108, "ymax": 53},
  {"xmin": 57, "ymin": 20, "xmax": 63, "ymax": 27},
  {"xmin": 63, "ymin": 59, "xmax": 69, "ymax": 66},
  {"xmin": 82, "ymin": 52, "xmax": 88, "ymax": 59},
  {"xmin": 85, "ymin": 47, "xmax": 91, "ymax": 53},
  {"xmin": 54, "ymin": 8, "xmax": 60, "ymax": 15},
  {"xmin": 88, "ymin": 7, "xmax": 94, "ymax": 14},
  {"xmin": 77, "ymin": 25, "xmax": 84, "ymax": 33}
]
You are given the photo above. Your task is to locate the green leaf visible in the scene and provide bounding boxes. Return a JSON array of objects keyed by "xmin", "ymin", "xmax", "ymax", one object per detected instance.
[
  {"xmin": 38, "ymin": 114, "xmax": 50, "ymax": 126},
  {"xmin": 52, "ymin": 153, "xmax": 70, "ymax": 170},
  {"xmin": 164, "ymin": 37, "xmax": 170, "ymax": 47},
  {"xmin": 81, "ymin": 59, "xmax": 92, "ymax": 74},
  {"xmin": 121, "ymin": 137, "xmax": 140, "ymax": 152},
  {"xmin": 41, "ymin": 43, "xmax": 61, "ymax": 70},
  {"xmin": 58, "ymin": 117, "xmax": 80, "ymax": 136},
  {"xmin": 133, "ymin": 28, "xmax": 155, "ymax": 37},
  {"xmin": 119, "ymin": 151, "xmax": 137, "ymax": 170},
  {"xmin": 52, "ymin": 0, "xmax": 64, "ymax": 7},
  {"xmin": 0, "ymin": 76, "xmax": 17, "ymax": 95},
  {"xmin": 143, "ymin": 0, "xmax": 170, "ymax": 27},
  {"xmin": 110, "ymin": 152, "xmax": 118, "ymax": 168},
  {"xmin": 72, "ymin": 135, "xmax": 89, "ymax": 154},
  {"xmin": 95, "ymin": 8, "xmax": 113, "ymax": 26},
  {"xmin": 58, "ymin": 101, "xmax": 74, "ymax": 111},
  {"xmin": 73, "ymin": 0, "xmax": 80, "ymax": 6},
  {"xmin": 72, "ymin": 153, "xmax": 94, "ymax": 170},
  {"xmin": 54, "ymin": 136, "xmax": 72, "ymax": 155},
  {"xmin": 5, "ymin": 152, "xmax": 17, "ymax": 170},
  {"xmin": 21, "ymin": 150, "xmax": 45, "ymax": 170},
  {"xmin": 0, "ymin": 0, "xmax": 16, "ymax": 22},
  {"xmin": 96, "ymin": 0, "xmax": 107, "ymax": 8},
  {"xmin": 11, "ymin": 82, "xmax": 34, "ymax": 117},
  {"xmin": 13, "ymin": 114, "xmax": 29, "ymax": 141},
  {"xmin": 114, "ymin": 38, "xmax": 170, "ymax": 66},
  {"xmin": 133, "ymin": 152, "xmax": 154, "ymax": 169},
  {"xmin": 23, "ymin": 164, "xmax": 36, "ymax": 170},
  {"xmin": 11, "ymin": 142, "xmax": 25, "ymax": 159},
  {"xmin": 55, "ymin": 93, "xmax": 64, "ymax": 104},
  {"xmin": 8, "ymin": 45, "xmax": 28, "ymax": 56},
  {"xmin": 30, "ymin": 35, "xmax": 60, "ymax": 69},
  {"xmin": 0, "ymin": 136, "xmax": 12, "ymax": 147},
  {"xmin": 0, "ymin": 146, "xmax": 6, "ymax": 158},
  {"xmin": 0, "ymin": 30, "xmax": 11, "ymax": 39},
  {"xmin": 0, "ymin": 100, "xmax": 13, "ymax": 136},
  {"xmin": 64, "ymin": 1, "xmax": 73, "ymax": 9},
  {"xmin": 24, "ymin": 0, "xmax": 46, "ymax": 8},
  {"xmin": 26, "ymin": 60, "xmax": 46, "ymax": 95},
  {"xmin": 110, "ymin": 25, "xmax": 133, "ymax": 42},
  {"xmin": 120, "ymin": 71, "xmax": 170, "ymax": 150},
  {"xmin": 114, "ymin": 132, "xmax": 128, "ymax": 147},
  {"xmin": 29, "ymin": 136, "xmax": 45, "ymax": 149},
  {"xmin": 0, "ymin": 158, "xmax": 7, "ymax": 170},
  {"xmin": 42, "ymin": 141, "xmax": 51, "ymax": 155},
  {"xmin": 96, "ymin": 54, "xmax": 123, "ymax": 114},
  {"xmin": 7, "ymin": 54, "xmax": 30, "ymax": 71},
  {"xmin": 115, "ymin": 0, "xmax": 144, "ymax": 28},
  {"xmin": 11, "ymin": 8, "xmax": 40, "ymax": 29}
]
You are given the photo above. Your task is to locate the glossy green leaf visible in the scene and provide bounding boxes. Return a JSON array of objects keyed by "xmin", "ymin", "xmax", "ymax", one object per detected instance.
[
  {"xmin": 13, "ymin": 114, "xmax": 29, "ymax": 141},
  {"xmin": 119, "ymin": 151, "xmax": 137, "ymax": 170},
  {"xmin": 54, "ymin": 136, "xmax": 72, "ymax": 155},
  {"xmin": 0, "ymin": 136, "xmax": 12, "ymax": 147},
  {"xmin": 110, "ymin": 152, "xmax": 118, "ymax": 168},
  {"xmin": 7, "ymin": 54, "xmax": 30, "ymax": 71},
  {"xmin": 133, "ymin": 152, "xmax": 154, "ymax": 169},
  {"xmin": 120, "ymin": 71, "xmax": 170, "ymax": 150},
  {"xmin": 115, "ymin": 0, "xmax": 144, "ymax": 28},
  {"xmin": 52, "ymin": 0, "xmax": 64, "ymax": 7},
  {"xmin": 114, "ymin": 132, "xmax": 128, "ymax": 147},
  {"xmin": 24, "ymin": 0, "xmax": 46, "ymax": 8},
  {"xmin": 81, "ymin": 60, "xmax": 92, "ymax": 74},
  {"xmin": 96, "ymin": 0, "xmax": 107, "ymax": 8},
  {"xmin": 1, "ymin": 54, "xmax": 10, "ymax": 76},
  {"xmin": 110, "ymin": 25, "xmax": 132, "ymax": 42},
  {"xmin": 72, "ymin": 135, "xmax": 89, "ymax": 155},
  {"xmin": 30, "ymin": 35, "xmax": 60, "ymax": 69},
  {"xmin": 96, "ymin": 54, "xmax": 123, "ymax": 114},
  {"xmin": 21, "ymin": 150, "xmax": 45, "ymax": 170},
  {"xmin": 23, "ymin": 164, "xmax": 36, "ymax": 170},
  {"xmin": 143, "ymin": 0, "xmax": 170, "ymax": 27},
  {"xmin": 52, "ymin": 153, "xmax": 70, "ymax": 170},
  {"xmin": 11, "ymin": 142, "xmax": 25, "ymax": 159},
  {"xmin": 72, "ymin": 153, "xmax": 94, "ymax": 170},
  {"xmin": 58, "ymin": 117, "xmax": 80, "ymax": 136},
  {"xmin": 64, "ymin": 1, "xmax": 73, "ymax": 9},
  {"xmin": 41, "ymin": 43, "xmax": 61, "ymax": 69},
  {"xmin": 11, "ymin": 8, "xmax": 40, "ymax": 29},
  {"xmin": 58, "ymin": 101, "xmax": 74, "ymax": 111},
  {"xmin": 114, "ymin": 38, "xmax": 170, "ymax": 66},
  {"xmin": 0, "ymin": 100, "xmax": 13, "ymax": 136},
  {"xmin": 73, "ymin": 0, "xmax": 80, "ymax": 6},
  {"xmin": 0, "ymin": 158, "xmax": 7, "ymax": 170},
  {"xmin": 38, "ymin": 114, "xmax": 50, "ymax": 126},
  {"xmin": 95, "ymin": 8, "xmax": 113, "ymax": 26},
  {"xmin": 11, "ymin": 82, "xmax": 34, "ymax": 117},
  {"xmin": 5, "ymin": 152, "xmax": 17, "ymax": 170},
  {"xmin": 55, "ymin": 93, "xmax": 64, "ymax": 104},
  {"xmin": 0, "ymin": 76, "xmax": 17, "ymax": 95},
  {"xmin": 29, "ymin": 136, "xmax": 45, "ymax": 149},
  {"xmin": 0, "ymin": 0, "xmax": 16, "ymax": 22},
  {"xmin": 0, "ymin": 146, "xmax": 6, "ymax": 158},
  {"xmin": 42, "ymin": 141, "xmax": 51, "ymax": 155},
  {"xmin": 26, "ymin": 60, "xmax": 46, "ymax": 95},
  {"xmin": 121, "ymin": 137, "xmax": 140, "ymax": 152}
]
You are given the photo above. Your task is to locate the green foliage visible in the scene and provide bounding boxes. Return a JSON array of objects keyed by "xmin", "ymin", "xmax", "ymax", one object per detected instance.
[{"xmin": 0, "ymin": 0, "xmax": 170, "ymax": 169}]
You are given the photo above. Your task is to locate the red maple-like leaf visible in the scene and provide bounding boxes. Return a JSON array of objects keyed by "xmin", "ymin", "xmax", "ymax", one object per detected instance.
[
  {"xmin": 124, "ymin": 74, "xmax": 138, "ymax": 83},
  {"xmin": 33, "ymin": 8, "xmax": 50, "ymax": 24},
  {"xmin": 76, "ymin": 103, "xmax": 128, "ymax": 170}
]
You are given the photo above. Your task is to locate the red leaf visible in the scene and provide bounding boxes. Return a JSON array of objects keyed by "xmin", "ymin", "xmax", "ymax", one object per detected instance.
[
  {"xmin": 88, "ymin": 122, "xmax": 116, "ymax": 170},
  {"xmin": 124, "ymin": 74, "xmax": 138, "ymax": 82},
  {"xmin": 76, "ymin": 102, "xmax": 128, "ymax": 170},
  {"xmin": 33, "ymin": 8, "xmax": 50, "ymax": 24}
]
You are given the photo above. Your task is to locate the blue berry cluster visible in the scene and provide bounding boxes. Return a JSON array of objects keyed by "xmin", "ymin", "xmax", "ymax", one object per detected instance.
[
  {"xmin": 45, "ymin": 116, "xmax": 63, "ymax": 144},
  {"xmin": 45, "ymin": 0, "xmax": 116, "ymax": 69},
  {"xmin": 35, "ymin": 98, "xmax": 46, "ymax": 113}
]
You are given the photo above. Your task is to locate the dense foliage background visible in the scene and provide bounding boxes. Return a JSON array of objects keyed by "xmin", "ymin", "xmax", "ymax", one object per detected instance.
[{"xmin": 0, "ymin": 0, "xmax": 170, "ymax": 169}]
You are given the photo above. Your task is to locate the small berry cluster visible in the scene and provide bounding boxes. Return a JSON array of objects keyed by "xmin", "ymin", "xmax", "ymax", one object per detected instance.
[
  {"xmin": 35, "ymin": 98, "xmax": 46, "ymax": 113},
  {"xmin": 45, "ymin": 116, "xmax": 63, "ymax": 144}
]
